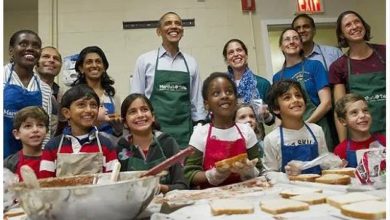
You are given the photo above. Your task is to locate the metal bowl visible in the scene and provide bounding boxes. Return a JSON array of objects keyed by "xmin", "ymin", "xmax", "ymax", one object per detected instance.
[{"xmin": 11, "ymin": 171, "xmax": 160, "ymax": 220}]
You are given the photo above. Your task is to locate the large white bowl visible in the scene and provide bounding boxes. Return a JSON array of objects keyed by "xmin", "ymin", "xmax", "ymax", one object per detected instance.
[{"xmin": 11, "ymin": 171, "xmax": 160, "ymax": 220}]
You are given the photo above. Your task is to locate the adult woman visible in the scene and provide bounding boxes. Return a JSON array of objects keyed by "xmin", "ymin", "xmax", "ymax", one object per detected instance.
[
  {"xmin": 273, "ymin": 28, "xmax": 334, "ymax": 151},
  {"xmin": 222, "ymin": 39, "xmax": 274, "ymax": 139},
  {"xmin": 3, "ymin": 30, "xmax": 52, "ymax": 158},
  {"xmin": 73, "ymin": 46, "xmax": 122, "ymax": 137},
  {"xmin": 329, "ymin": 11, "xmax": 385, "ymax": 142}
]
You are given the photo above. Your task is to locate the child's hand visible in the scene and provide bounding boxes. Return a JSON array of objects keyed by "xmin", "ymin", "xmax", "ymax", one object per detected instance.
[
  {"xmin": 285, "ymin": 160, "xmax": 304, "ymax": 176},
  {"xmin": 108, "ymin": 114, "xmax": 123, "ymax": 137},
  {"xmin": 97, "ymin": 106, "xmax": 109, "ymax": 123},
  {"xmin": 205, "ymin": 167, "xmax": 231, "ymax": 186},
  {"xmin": 230, "ymin": 158, "xmax": 260, "ymax": 180}
]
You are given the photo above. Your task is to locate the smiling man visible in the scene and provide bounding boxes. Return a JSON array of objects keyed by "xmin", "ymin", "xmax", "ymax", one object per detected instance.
[
  {"xmin": 131, "ymin": 12, "xmax": 206, "ymax": 149},
  {"xmin": 292, "ymin": 14, "xmax": 343, "ymax": 72}
]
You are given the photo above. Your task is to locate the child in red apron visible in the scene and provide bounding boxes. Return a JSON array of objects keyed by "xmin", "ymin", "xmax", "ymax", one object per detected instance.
[
  {"xmin": 334, "ymin": 93, "xmax": 386, "ymax": 168},
  {"xmin": 184, "ymin": 72, "xmax": 263, "ymax": 189},
  {"xmin": 263, "ymin": 80, "xmax": 329, "ymax": 175},
  {"xmin": 4, "ymin": 106, "xmax": 49, "ymax": 181},
  {"xmin": 39, "ymin": 84, "xmax": 118, "ymax": 178},
  {"xmin": 116, "ymin": 93, "xmax": 189, "ymax": 194}
]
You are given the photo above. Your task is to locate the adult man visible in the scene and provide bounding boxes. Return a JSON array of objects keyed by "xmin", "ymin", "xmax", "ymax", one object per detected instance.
[
  {"xmin": 292, "ymin": 14, "xmax": 343, "ymax": 149},
  {"xmin": 131, "ymin": 12, "xmax": 206, "ymax": 148},
  {"xmin": 36, "ymin": 46, "xmax": 63, "ymax": 136},
  {"xmin": 292, "ymin": 13, "xmax": 343, "ymax": 71}
]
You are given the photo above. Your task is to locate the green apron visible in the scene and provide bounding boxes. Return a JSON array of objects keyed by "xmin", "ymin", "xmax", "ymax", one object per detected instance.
[
  {"xmin": 347, "ymin": 48, "xmax": 386, "ymax": 135},
  {"xmin": 126, "ymin": 136, "xmax": 170, "ymax": 184},
  {"xmin": 283, "ymin": 60, "xmax": 335, "ymax": 151},
  {"xmin": 149, "ymin": 48, "xmax": 192, "ymax": 149}
]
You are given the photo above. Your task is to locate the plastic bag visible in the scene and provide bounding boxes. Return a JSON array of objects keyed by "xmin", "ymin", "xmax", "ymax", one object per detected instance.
[
  {"xmin": 251, "ymin": 99, "xmax": 268, "ymax": 123},
  {"xmin": 62, "ymin": 54, "xmax": 79, "ymax": 86},
  {"xmin": 355, "ymin": 145, "xmax": 386, "ymax": 185},
  {"xmin": 3, "ymin": 168, "xmax": 19, "ymax": 211}
]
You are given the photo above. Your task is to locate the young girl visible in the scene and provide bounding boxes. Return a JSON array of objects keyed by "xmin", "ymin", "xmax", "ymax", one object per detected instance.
[
  {"xmin": 184, "ymin": 72, "xmax": 263, "ymax": 188},
  {"xmin": 116, "ymin": 93, "xmax": 188, "ymax": 193},
  {"xmin": 235, "ymin": 103, "xmax": 265, "ymax": 158},
  {"xmin": 39, "ymin": 84, "xmax": 118, "ymax": 178}
]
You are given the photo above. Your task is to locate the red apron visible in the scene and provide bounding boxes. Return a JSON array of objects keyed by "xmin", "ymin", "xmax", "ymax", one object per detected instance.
[
  {"xmin": 16, "ymin": 151, "xmax": 41, "ymax": 182},
  {"xmin": 202, "ymin": 124, "xmax": 247, "ymax": 188}
]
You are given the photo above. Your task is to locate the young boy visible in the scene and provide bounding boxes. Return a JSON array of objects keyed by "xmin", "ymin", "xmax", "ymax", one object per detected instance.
[
  {"xmin": 39, "ymin": 84, "xmax": 118, "ymax": 178},
  {"xmin": 263, "ymin": 79, "xmax": 328, "ymax": 175},
  {"xmin": 334, "ymin": 93, "xmax": 386, "ymax": 168},
  {"xmin": 4, "ymin": 106, "xmax": 49, "ymax": 181}
]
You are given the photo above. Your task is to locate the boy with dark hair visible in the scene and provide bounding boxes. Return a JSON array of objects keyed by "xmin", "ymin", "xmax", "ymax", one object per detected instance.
[
  {"xmin": 4, "ymin": 106, "xmax": 49, "ymax": 181},
  {"xmin": 264, "ymin": 79, "xmax": 328, "ymax": 175},
  {"xmin": 39, "ymin": 84, "xmax": 118, "ymax": 178}
]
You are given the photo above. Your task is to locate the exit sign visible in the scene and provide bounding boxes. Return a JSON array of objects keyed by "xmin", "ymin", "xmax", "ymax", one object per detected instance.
[{"xmin": 296, "ymin": 0, "xmax": 323, "ymax": 14}]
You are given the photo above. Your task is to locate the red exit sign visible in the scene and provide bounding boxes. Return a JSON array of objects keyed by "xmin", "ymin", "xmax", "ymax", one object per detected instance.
[{"xmin": 296, "ymin": 0, "xmax": 323, "ymax": 14}]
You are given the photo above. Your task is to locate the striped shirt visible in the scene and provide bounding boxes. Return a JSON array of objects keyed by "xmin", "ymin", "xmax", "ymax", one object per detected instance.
[{"xmin": 3, "ymin": 63, "xmax": 53, "ymax": 145}]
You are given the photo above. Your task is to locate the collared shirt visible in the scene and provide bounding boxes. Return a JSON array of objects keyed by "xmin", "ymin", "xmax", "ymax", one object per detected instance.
[
  {"xmin": 306, "ymin": 43, "xmax": 343, "ymax": 71},
  {"xmin": 131, "ymin": 46, "xmax": 206, "ymax": 121}
]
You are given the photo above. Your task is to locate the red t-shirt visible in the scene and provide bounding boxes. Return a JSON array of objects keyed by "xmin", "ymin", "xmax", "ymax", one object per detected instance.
[{"xmin": 333, "ymin": 134, "xmax": 386, "ymax": 159}]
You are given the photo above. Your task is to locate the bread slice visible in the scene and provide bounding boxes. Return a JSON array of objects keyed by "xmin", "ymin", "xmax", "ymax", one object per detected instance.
[
  {"xmin": 215, "ymin": 153, "xmax": 248, "ymax": 168},
  {"xmin": 314, "ymin": 174, "xmax": 351, "ymax": 185},
  {"xmin": 279, "ymin": 187, "xmax": 322, "ymax": 198},
  {"xmin": 322, "ymin": 168, "xmax": 356, "ymax": 177},
  {"xmin": 289, "ymin": 174, "xmax": 321, "ymax": 182},
  {"xmin": 289, "ymin": 192, "xmax": 327, "ymax": 205},
  {"xmin": 341, "ymin": 200, "xmax": 386, "ymax": 220},
  {"xmin": 260, "ymin": 198, "xmax": 309, "ymax": 214},
  {"xmin": 327, "ymin": 192, "xmax": 381, "ymax": 209},
  {"xmin": 209, "ymin": 199, "xmax": 254, "ymax": 216}
]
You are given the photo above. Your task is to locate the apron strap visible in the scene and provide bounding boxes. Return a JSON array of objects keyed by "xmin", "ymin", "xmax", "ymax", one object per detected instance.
[
  {"xmin": 316, "ymin": 44, "xmax": 328, "ymax": 72},
  {"xmin": 57, "ymin": 135, "xmax": 65, "ymax": 153}
]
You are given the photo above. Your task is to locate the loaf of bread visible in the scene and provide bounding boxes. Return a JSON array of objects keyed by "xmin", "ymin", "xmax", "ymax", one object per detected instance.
[
  {"xmin": 215, "ymin": 153, "xmax": 248, "ymax": 168},
  {"xmin": 289, "ymin": 192, "xmax": 327, "ymax": 205},
  {"xmin": 314, "ymin": 174, "xmax": 351, "ymax": 185},
  {"xmin": 260, "ymin": 198, "xmax": 309, "ymax": 214},
  {"xmin": 279, "ymin": 187, "xmax": 322, "ymax": 198},
  {"xmin": 289, "ymin": 174, "xmax": 320, "ymax": 182},
  {"xmin": 322, "ymin": 167, "xmax": 355, "ymax": 177},
  {"xmin": 209, "ymin": 199, "xmax": 254, "ymax": 216},
  {"xmin": 341, "ymin": 200, "xmax": 386, "ymax": 219},
  {"xmin": 327, "ymin": 192, "xmax": 381, "ymax": 209}
]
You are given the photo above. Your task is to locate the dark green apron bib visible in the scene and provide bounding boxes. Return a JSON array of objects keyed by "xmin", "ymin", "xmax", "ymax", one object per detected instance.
[
  {"xmin": 347, "ymin": 48, "xmax": 386, "ymax": 135},
  {"xmin": 126, "ymin": 136, "xmax": 170, "ymax": 184},
  {"xmin": 283, "ymin": 60, "xmax": 335, "ymax": 151},
  {"xmin": 149, "ymin": 48, "xmax": 192, "ymax": 149}
]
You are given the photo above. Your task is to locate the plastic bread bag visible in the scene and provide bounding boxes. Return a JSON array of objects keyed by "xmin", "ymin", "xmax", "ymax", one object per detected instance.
[
  {"xmin": 319, "ymin": 153, "xmax": 346, "ymax": 170},
  {"xmin": 355, "ymin": 144, "xmax": 386, "ymax": 187},
  {"xmin": 251, "ymin": 99, "xmax": 268, "ymax": 123},
  {"xmin": 3, "ymin": 168, "xmax": 19, "ymax": 211}
]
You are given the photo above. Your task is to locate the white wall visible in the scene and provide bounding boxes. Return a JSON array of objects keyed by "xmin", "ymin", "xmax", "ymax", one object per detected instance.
[{"xmin": 4, "ymin": 0, "xmax": 386, "ymax": 102}]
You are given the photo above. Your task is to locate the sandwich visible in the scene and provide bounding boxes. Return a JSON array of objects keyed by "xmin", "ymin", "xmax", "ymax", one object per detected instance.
[
  {"xmin": 288, "ymin": 173, "xmax": 320, "ymax": 182},
  {"xmin": 322, "ymin": 167, "xmax": 356, "ymax": 177},
  {"xmin": 314, "ymin": 174, "xmax": 351, "ymax": 185},
  {"xmin": 209, "ymin": 199, "xmax": 254, "ymax": 216},
  {"xmin": 215, "ymin": 153, "xmax": 248, "ymax": 169}
]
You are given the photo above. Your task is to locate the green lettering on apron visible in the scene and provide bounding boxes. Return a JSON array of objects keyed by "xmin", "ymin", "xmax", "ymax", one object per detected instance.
[
  {"xmin": 150, "ymin": 48, "xmax": 192, "ymax": 149},
  {"xmin": 347, "ymin": 48, "xmax": 386, "ymax": 135}
]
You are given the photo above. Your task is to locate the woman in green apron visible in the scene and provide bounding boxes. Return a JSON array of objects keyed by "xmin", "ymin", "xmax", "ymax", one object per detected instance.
[
  {"xmin": 117, "ymin": 94, "xmax": 189, "ymax": 194},
  {"xmin": 273, "ymin": 28, "xmax": 333, "ymax": 151},
  {"xmin": 330, "ymin": 10, "xmax": 386, "ymax": 143}
]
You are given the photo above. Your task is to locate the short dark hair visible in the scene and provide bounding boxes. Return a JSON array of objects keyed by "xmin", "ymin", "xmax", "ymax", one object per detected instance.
[
  {"xmin": 335, "ymin": 93, "xmax": 368, "ymax": 120},
  {"xmin": 279, "ymin": 28, "xmax": 304, "ymax": 57},
  {"xmin": 9, "ymin": 29, "xmax": 42, "ymax": 49},
  {"xmin": 73, "ymin": 46, "xmax": 115, "ymax": 96},
  {"xmin": 157, "ymin": 12, "xmax": 182, "ymax": 28},
  {"xmin": 336, "ymin": 10, "xmax": 371, "ymax": 48},
  {"xmin": 222, "ymin": 39, "xmax": 248, "ymax": 61},
  {"xmin": 292, "ymin": 13, "xmax": 316, "ymax": 30},
  {"xmin": 13, "ymin": 106, "xmax": 49, "ymax": 130},
  {"xmin": 120, "ymin": 93, "xmax": 160, "ymax": 130},
  {"xmin": 202, "ymin": 72, "xmax": 237, "ymax": 101},
  {"xmin": 61, "ymin": 84, "xmax": 100, "ymax": 109},
  {"xmin": 266, "ymin": 79, "xmax": 307, "ymax": 119}
]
